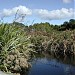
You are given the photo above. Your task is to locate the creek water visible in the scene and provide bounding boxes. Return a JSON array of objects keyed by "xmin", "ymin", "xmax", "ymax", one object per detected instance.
[{"xmin": 27, "ymin": 53, "xmax": 75, "ymax": 75}]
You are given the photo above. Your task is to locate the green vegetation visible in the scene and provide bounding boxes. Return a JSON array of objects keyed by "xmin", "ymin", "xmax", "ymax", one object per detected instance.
[
  {"xmin": 0, "ymin": 19, "xmax": 75, "ymax": 74},
  {"xmin": 0, "ymin": 23, "xmax": 34, "ymax": 73}
]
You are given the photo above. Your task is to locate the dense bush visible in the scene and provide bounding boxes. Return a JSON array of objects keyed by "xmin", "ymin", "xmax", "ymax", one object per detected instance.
[{"xmin": 0, "ymin": 23, "xmax": 34, "ymax": 73}]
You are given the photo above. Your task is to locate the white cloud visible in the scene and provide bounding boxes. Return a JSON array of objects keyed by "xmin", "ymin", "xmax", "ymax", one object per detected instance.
[
  {"xmin": 0, "ymin": 5, "xmax": 74, "ymax": 22},
  {"xmin": 0, "ymin": 5, "xmax": 32, "ymax": 17},
  {"xmin": 63, "ymin": 0, "xmax": 72, "ymax": 3},
  {"xmin": 35, "ymin": 8, "xmax": 74, "ymax": 20}
]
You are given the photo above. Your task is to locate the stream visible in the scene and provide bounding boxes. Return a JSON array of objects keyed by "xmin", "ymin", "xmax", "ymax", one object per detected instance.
[{"xmin": 27, "ymin": 53, "xmax": 75, "ymax": 75}]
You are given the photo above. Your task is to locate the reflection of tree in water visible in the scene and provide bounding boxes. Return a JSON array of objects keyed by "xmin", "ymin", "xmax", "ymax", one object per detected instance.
[
  {"xmin": 44, "ymin": 52, "xmax": 75, "ymax": 66},
  {"xmin": 64, "ymin": 65, "xmax": 74, "ymax": 75},
  {"xmin": 43, "ymin": 53, "xmax": 75, "ymax": 75},
  {"xmin": 63, "ymin": 55, "xmax": 75, "ymax": 66},
  {"xmin": 29, "ymin": 53, "xmax": 75, "ymax": 75},
  {"xmin": 59, "ymin": 55, "xmax": 75, "ymax": 75}
]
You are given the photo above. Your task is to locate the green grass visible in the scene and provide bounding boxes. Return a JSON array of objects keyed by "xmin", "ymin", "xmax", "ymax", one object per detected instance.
[{"xmin": 0, "ymin": 23, "xmax": 34, "ymax": 72}]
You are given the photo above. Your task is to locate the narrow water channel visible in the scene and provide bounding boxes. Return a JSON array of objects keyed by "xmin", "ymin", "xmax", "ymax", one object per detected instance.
[{"xmin": 28, "ymin": 53, "xmax": 75, "ymax": 75}]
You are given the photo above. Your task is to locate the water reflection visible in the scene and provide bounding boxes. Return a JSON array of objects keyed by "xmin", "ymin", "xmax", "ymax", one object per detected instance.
[{"xmin": 28, "ymin": 53, "xmax": 75, "ymax": 75}]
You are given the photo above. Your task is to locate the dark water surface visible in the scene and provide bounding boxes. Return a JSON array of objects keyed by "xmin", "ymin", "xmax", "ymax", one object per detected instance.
[{"xmin": 28, "ymin": 53, "xmax": 75, "ymax": 75}]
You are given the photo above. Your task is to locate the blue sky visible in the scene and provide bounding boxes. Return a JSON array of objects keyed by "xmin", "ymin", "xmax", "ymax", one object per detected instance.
[{"xmin": 0, "ymin": 0, "xmax": 74, "ymax": 25}]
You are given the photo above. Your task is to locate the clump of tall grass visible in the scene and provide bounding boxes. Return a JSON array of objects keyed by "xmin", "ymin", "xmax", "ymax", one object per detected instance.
[{"xmin": 0, "ymin": 23, "xmax": 34, "ymax": 72}]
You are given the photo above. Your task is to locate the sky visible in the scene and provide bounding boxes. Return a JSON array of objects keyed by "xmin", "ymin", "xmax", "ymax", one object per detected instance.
[{"xmin": 0, "ymin": 0, "xmax": 75, "ymax": 25}]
